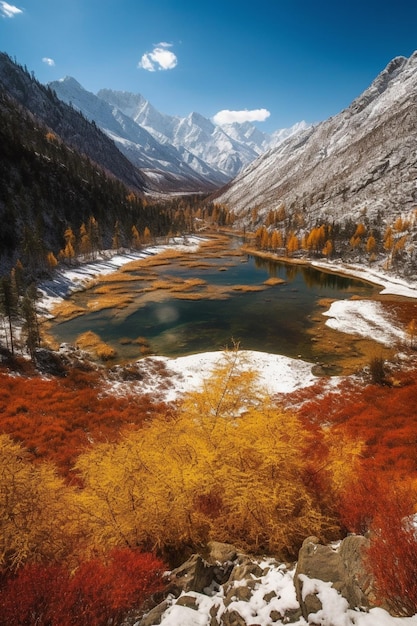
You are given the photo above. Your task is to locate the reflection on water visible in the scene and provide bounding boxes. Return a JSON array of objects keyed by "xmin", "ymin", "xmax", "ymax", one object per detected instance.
[{"xmin": 50, "ymin": 246, "xmax": 378, "ymax": 364}]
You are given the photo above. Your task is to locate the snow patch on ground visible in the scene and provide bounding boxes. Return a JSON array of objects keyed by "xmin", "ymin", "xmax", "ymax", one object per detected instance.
[
  {"xmin": 323, "ymin": 299, "xmax": 406, "ymax": 346},
  {"xmin": 143, "ymin": 562, "xmax": 417, "ymax": 626},
  {"xmin": 111, "ymin": 350, "xmax": 319, "ymax": 403}
]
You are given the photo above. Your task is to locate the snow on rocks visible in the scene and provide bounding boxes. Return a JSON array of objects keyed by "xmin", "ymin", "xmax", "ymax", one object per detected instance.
[{"xmin": 137, "ymin": 545, "xmax": 417, "ymax": 626}]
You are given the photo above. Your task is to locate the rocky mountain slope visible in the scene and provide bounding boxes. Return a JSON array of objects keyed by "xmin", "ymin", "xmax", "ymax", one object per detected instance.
[
  {"xmin": 50, "ymin": 77, "xmax": 307, "ymax": 192},
  {"xmin": 214, "ymin": 52, "xmax": 417, "ymax": 228},
  {"xmin": 49, "ymin": 77, "xmax": 222, "ymax": 192},
  {"xmin": 0, "ymin": 52, "xmax": 148, "ymax": 195}
]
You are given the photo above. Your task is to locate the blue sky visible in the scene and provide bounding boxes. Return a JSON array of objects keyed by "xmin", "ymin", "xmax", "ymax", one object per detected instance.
[{"xmin": 1, "ymin": 0, "xmax": 416, "ymax": 133}]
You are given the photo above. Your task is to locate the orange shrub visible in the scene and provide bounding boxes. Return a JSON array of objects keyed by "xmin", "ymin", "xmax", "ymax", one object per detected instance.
[{"xmin": 0, "ymin": 370, "xmax": 166, "ymax": 478}]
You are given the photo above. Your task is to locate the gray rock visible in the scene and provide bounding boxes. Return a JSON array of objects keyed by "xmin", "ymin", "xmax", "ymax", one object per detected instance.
[
  {"xmin": 228, "ymin": 557, "xmax": 265, "ymax": 582},
  {"xmin": 168, "ymin": 554, "xmax": 219, "ymax": 594},
  {"xmin": 223, "ymin": 583, "xmax": 253, "ymax": 606},
  {"xmin": 206, "ymin": 541, "xmax": 238, "ymax": 564},
  {"xmin": 294, "ymin": 535, "xmax": 373, "ymax": 619},
  {"xmin": 136, "ymin": 598, "xmax": 170, "ymax": 626},
  {"xmin": 220, "ymin": 609, "xmax": 250, "ymax": 626},
  {"xmin": 176, "ymin": 595, "xmax": 198, "ymax": 610}
]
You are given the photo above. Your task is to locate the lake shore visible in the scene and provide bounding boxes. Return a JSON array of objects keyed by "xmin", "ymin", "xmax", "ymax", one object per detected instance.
[{"xmin": 36, "ymin": 234, "xmax": 417, "ymax": 396}]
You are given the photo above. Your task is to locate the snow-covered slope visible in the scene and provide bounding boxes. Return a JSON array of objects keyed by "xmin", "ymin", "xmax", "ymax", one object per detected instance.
[
  {"xmin": 214, "ymin": 53, "xmax": 417, "ymax": 226},
  {"xmin": 50, "ymin": 78, "xmax": 223, "ymax": 192},
  {"xmin": 97, "ymin": 88, "xmax": 265, "ymax": 181},
  {"xmin": 50, "ymin": 79, "xmax": 307, "ymax": 193}
]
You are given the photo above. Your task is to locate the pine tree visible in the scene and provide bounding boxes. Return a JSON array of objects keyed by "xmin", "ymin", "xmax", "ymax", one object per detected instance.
[
  {"xmin": 21, "ymin": 284, "xmax": 40, "ymax": 359},
  {"xmin": 0, "ymin": 274, "xmax": 18, "ymax": 355}
]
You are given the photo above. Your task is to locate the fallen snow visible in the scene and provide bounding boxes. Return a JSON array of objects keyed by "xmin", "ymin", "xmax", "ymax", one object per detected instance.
[
  {"xmin": 121, "ymin": 350, "xmax": 319, "ymax": 402},
  {"xmin": 141, "ymin": 562, "xmax": 417, "ymax": 626},
  {"xmin": 323, "ymin": 299, "xmax": 406, "ymax": 346},
  {"xmin": 311, "ymin": 259, "xmax": 417, "ymax": 299}
]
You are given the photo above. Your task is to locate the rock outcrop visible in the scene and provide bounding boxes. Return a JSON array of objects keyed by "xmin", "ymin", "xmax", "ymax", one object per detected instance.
[
  {"xmin": 132, "ymin": 537, "xmax": 377, "ymax": 626},
  {"xmin": 294, "ymin": 535, "xmax": 374, "ymax": 620}
]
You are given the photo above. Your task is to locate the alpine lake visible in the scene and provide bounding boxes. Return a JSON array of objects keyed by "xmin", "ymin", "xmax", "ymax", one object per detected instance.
[{"xmin": 46, "ymin": 234, "xmax": 392, "ymax": 375}]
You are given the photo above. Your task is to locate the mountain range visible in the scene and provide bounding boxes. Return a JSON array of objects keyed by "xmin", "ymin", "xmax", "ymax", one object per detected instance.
[
  {"xmin": 1, "ymin": 49, "xmax": 416, "ymax": 278},
  {"xmin": 49, "ymin": 76, "xmax": 308, "ymax": 192}
]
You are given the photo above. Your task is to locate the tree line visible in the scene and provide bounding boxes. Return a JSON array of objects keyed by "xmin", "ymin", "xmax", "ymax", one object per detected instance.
[{"xmin": 250, "ymin": 204, "xmax": 417, "ymax": 273}]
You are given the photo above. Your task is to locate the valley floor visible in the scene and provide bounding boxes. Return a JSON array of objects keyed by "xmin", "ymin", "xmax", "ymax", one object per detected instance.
[{"xmin": 36, "ymin": 235, "xmax": 417, "ymax": 401}]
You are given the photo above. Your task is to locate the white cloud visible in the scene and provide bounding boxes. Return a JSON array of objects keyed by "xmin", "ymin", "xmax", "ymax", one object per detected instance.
[
  {"xmin": 42, "ymin": 57, "xmax": 55, "ymax": 67},
  {"xmin": 213, "ymin": 108, "xmax": 271, "ymax": 125},
  {"xmin": 138, "ymin": 42, "xmax": 178, "ymax": 72},
  {"xmin": 0, "ymin": 1, "xmax": 23, "ymax": 18}
]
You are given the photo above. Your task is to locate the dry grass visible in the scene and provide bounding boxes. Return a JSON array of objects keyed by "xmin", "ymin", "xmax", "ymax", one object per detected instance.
[
  {"xmin": 51, "ymin": 301, "xmax": 86, "ymax": 319},
  {"xmin": 263, "ymin": 277, "xmax": 286, "ymax": 286},
  {"xmin": 145, "ymin": 279, "xmax": 175, "ymax": 291},
  {"xmin": 171, "ymin": 278, "xmax": 207, "ymax": 292},
  {"xmin": 134, "ymin": 336, "xmax": 150, "ymax": 346},
  {"xmin": 96, "ymin": 272, "xmax": 144, "ymax": 284},
  {"xmin": 86, "ymin": 294, "xmax": 134, "ymax": 312},
  {"xmin": 231, "ymin": 285, "xmax": 266, "ymax": 292},
  {"xmin": 198, "ymin": 236, "xmax": 236, "ymax": 257},
  {"xmin": 316, "ymin": 298, "xmax": 336, "ymax": 309},
  {"xmin": 92, "ymin": 283, "xmax": 143, "ymax": 295},
  {"xmin": 75, "ymin": 331, "xmax": 117, "ymax": 360},
  {"xmin": 172, "ymin": 292, "xmax": 208, "ymax": 300},
  {"xmin": 132, "ymin": 250, "xmax": 185, "ymax": 268},
  {"xmin": 128, "ymin": 336, "xmax": 153, "ymax": 355}
]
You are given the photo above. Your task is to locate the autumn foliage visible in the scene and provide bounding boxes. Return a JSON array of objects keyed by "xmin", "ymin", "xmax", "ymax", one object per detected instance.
[
  {"xmin": 0, "ymin": 368, "xmax": 164, "ymax": 477},
  {"xmin": 73, "ymin": 350, "xmax": 354, "ymax": 558},
  {"xmin": 1, "ymin": 350, "xmax": 417, "ymax": 616},
  {"xmin": 364, "ymin": 484, "xmax": 417, "ymax": 617},
  {"xmin": 0, "ymin": 549, "xmax": 166, "ymax": 626},
  {"xmin": 287, "ymin": 370, "xmax": 417, "ymax": 615}
]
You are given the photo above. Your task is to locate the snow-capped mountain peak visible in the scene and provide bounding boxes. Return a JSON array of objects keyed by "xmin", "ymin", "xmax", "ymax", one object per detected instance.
[{"xmin": 49, "ymin": 78, "xmax": 308, "ymax": 193}]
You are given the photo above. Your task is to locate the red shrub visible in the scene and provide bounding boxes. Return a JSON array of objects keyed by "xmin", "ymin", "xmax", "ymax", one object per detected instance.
[
  {"xmin": 366, "ymin": 485, "xmax": 417, "ymax": 617},
  {"xmin": 0, "ymin": 549, "xmax": 166, "ymax": 626},
  {"xmin": 59, "ymin": 549, "xmax": 166, "ymax": 626},
  {"xmin": 0, "ymin": 563, "xmax": 67, "ymax": 626},
  {"xmin": 0, "ymin": 372, "xmax": 167, "ymax": 478}
]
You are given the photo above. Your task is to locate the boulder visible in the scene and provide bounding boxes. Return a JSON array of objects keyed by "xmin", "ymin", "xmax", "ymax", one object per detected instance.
[
  {"xmin": 227, "ymin": 556, "xmax": 265, "ymax": 582},
  {"xmin": 206, "ymin": 541, "xmax": 238, "ymax": 564},
  {"xmin": 294, "ymin": 535, "xmax": 372, "ymax": 619},
  {"xmin": 219, "ymin": 609, "xmax": 250, "ymax": 626},
  {"xmin": 168, "ymin": 554, "xmax": 221, "ymax": 594},
  {"xmin": 134, "ymin": 598, "xmax": 170, "ymax": 626}
]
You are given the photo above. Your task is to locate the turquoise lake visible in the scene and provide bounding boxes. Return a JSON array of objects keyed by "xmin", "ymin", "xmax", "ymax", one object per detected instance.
[{"xmin": 49, "ymin": 240, "xmax": 379, "ymax": 367}]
